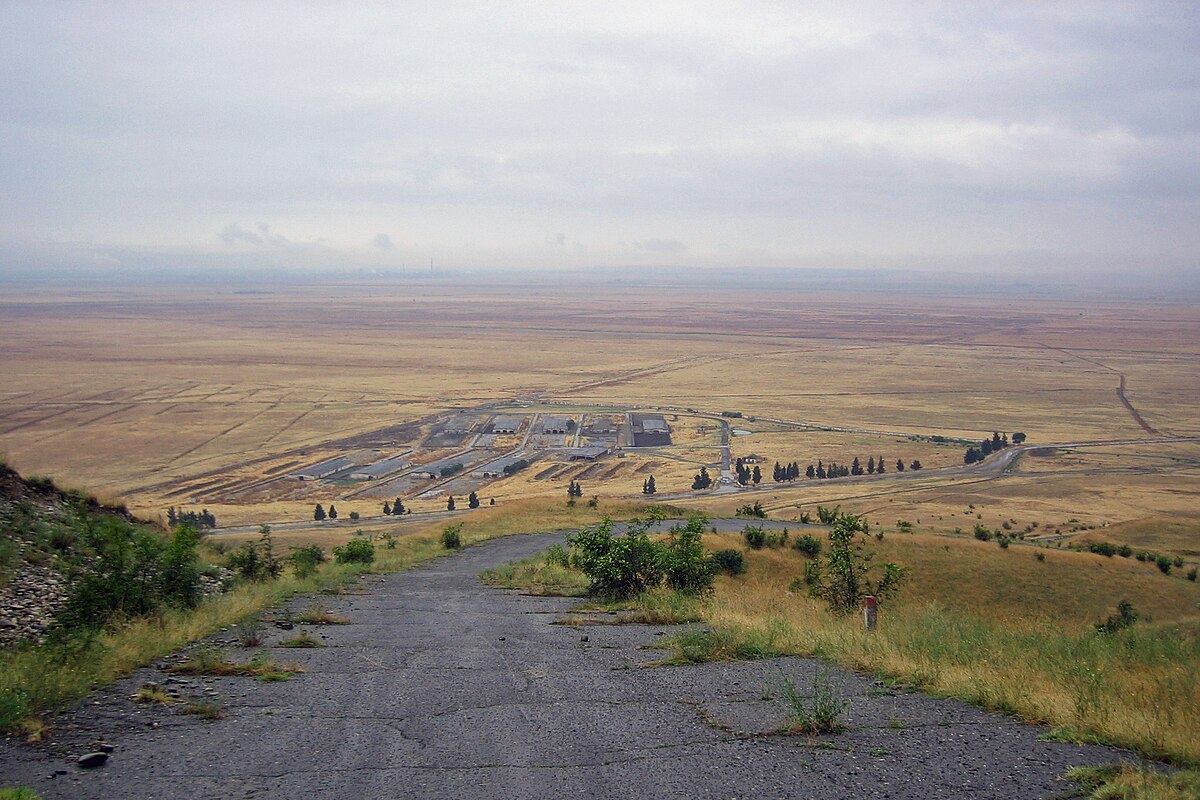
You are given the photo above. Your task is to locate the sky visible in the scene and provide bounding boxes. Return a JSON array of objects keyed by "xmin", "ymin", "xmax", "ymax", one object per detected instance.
[{"xmin": 1, "ymin": 2, "xmax": 1198, "ymax": 278}]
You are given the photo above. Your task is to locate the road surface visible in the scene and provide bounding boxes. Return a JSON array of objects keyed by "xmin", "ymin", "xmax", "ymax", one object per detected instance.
[{"xmin": 0, "ymin": 533, "xmax": 1130, "ymax": 799}]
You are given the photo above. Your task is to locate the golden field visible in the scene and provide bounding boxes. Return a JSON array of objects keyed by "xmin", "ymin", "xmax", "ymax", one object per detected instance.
[{"xmin": 1, "ymin": 280, "xmax": 1198, "ymax": 556}]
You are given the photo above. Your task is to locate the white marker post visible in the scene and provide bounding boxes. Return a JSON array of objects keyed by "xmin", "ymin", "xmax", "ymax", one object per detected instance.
[{"xmin": 863, "ymin": 595, "xmax": 878, "ymax": 631}]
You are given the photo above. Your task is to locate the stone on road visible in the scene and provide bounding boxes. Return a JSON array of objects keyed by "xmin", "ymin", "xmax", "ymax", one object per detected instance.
[{"xmin": 1, "ymin": 533, "xmax": 1127, "ymax": 799}]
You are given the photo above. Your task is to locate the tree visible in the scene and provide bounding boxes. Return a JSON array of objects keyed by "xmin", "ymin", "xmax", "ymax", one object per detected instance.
[
  {"xmin": 328, "ymin": 505, "xmax": 338, "ymax": 520},
  {"xmin": 567, "ymin": 480, "xmax": 583, "ymax": 498},
  {"xmin": 642, "ymin": 475, "xmax": 657, "ymax": 495},
  {"xmin": 805, "ymin": 515, "xmax": 908, "ymax": 614},
  {"xmin": 851, "ymin": 457, "xmax": 863, "ymax": 476},
  {"xmin": 167, "ymin": 506, "xmax": 178, "ymax": 526},
  {"xmin": 896, "ymin": 459, "xmax": 905, "ymax": 472},
  {"xmin": 866, "ymin": 456, "xmax": 875, "ymax": 474},
  {"xmin": 447, "ymin": 496, "xmax": 456, "ymax": 511},
  {"xmin": 752, "ymin": 465, "xmax": 762, "ymax": 485},
  {"xmin": 909, "ymin": 460, "xmax": 922, "ymax": 471},
  {"xmin": 773, "ymin": 461, "xmax": 784, "ymax": 482},
  {"xmin": 1012, "ymin": 432, "xmax": 1026, "ymax": 444},
  {"xmin": 314, "ymin": 503, "xmax": 326, "ymax": 521},
  {"xmin": 816, "ymin": 461, "xmax": 826, "ymax": 479},
  {"xmin": 806, "ymin": 464, "xmax": 816, "ymax": 479},
  {"xmin": 468, "ymin": 491, "xmax": 480, "ymax": 509},
  {"xmin": 876, "ymin": 456, "xmax": 885, "ymax": 474},
  {"xmin": 383, "ymin": 501, "xmax": 392, "ymax": 515},
  {"xmin": 489, "ymin": 497, "xmax": 496, "ymax": 505},
  {"xmin": 691, "ymin": 466, "xmax": 712, "ymax": 490}
]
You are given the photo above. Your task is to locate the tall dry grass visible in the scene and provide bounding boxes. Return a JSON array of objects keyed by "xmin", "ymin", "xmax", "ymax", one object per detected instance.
[{"xmin": 679, "ymin": 532, "xmax": 1200, "ymax": 764}]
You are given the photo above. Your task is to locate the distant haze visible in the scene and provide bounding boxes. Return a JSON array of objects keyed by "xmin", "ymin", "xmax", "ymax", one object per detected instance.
[{"xmin": 1, "ymin": 2, "xmax": 1198, "ymax": 280}]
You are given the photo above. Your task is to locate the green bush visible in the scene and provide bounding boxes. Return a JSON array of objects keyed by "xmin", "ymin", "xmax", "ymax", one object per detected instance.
[
  {"xmin": 332, "ymin": 538, "xmax": 375, "ymax": 564},
  {"xmin": 1087, "ymin": 541, "xmax": 1117, "ymax": 557},
  {"xmin": 713, "ymin": 549, "xmax": 745, "ymax": 576},
  {"xmin": 440, "ymin": 523, "xmax": 463, "ymax": 550},
  {"xmin": 806, "ymin": 514, "xmax": 908, "ymax": 614},
  {"xmin": 793, "ymin": 534, "xmax": 821, "ymax": 558},
  {"xmin": 1187, "ymin": 567, "xmax": 1197, "ymax": 582},
  {"xmin": 226, "ymin": 525, "xmax": 283, "ymax": 583},
  {"xmin": 568, "ymin": 515, "xmax": 664, "ymax": 599},
  {"xmin": 1095, "ymin": 600, "xmax": 1138, "ymax": 634},
  {"xmin": 1156, "ymin": 555, "xmax": 1172, "ymax": 574},
  {"xmin": 973, "ymin": 524, "xmax": 992, "ymax": 542},
  {"xmin": 764, "ymin": 529, "xmax": 790, "ymax": 549},
  {"xmin": 661, "ymin": 516, "xmax": 716, "ymax": 594},
  {"xmin": 288, "ymin": 545, "xmax": 326, "ymax": 578},
  {"xmin": 742, "ymin": 525, "xmax": 767, "ymax": 549}
]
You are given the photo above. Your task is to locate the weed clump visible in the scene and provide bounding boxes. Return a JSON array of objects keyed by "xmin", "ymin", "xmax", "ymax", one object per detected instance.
[
  {"xmin": 792, "ymin": 534, "xmax": 821, "ymax": 558},
  {"xmin": 288, "ymin": 545, "xmax": 325, "ymax": 578},
  {"xmin": 294, "ymin": 602, "xmax": 349, "ymax": 625},
  {"xmin": 775, "ymin": 667, "xmax": 849, "ymax": 735},
  {"xmin": 1094, "ymin": 600, "xmax": 1138, "ymax": 634}
]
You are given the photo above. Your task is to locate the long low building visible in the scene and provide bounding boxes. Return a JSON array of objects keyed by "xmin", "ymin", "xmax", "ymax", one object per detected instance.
[
  {"xmin": 542, "ymin": 415, "xmax": 572, "ymax": 434},
  {"xmin": 490, "ymin": 415, "xmax": 524, "ymax": 434},
  {"xmin": 291, "ymin": 456, "xmax": 355, "ymax": 481},
  {"xmin": 412, "ymin": 456, "xmax": 468, "ymax": 479},
  {"xmin": 348, "ymin": 455, "xmax": 413, "ymax": 480},
  {"xmin": 473, "ymin": 455, "xmax": 529, "ymax": 478},
  {"xmin": 565, "ymin": 445, "xmax": 610, "ymax": 461}
]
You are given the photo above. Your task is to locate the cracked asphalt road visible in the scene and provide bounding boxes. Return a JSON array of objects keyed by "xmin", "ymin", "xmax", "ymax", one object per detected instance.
[{"xmin": 1, "ymin": 532, "xmax": 1129, "ymax": 799}]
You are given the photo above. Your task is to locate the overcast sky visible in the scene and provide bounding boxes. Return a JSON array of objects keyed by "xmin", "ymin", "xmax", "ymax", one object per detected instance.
[{"xmin": 1, "ymin": 2, "xmax": 1198, "ymax": 277}]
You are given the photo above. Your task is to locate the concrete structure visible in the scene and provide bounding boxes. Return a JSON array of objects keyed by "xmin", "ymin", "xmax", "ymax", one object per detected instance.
[
  {"xmin": 565, "ymin": 445, "xmax": 610, "ymax": 461},
  {"xmin": 741, "ymin": 453, "xmax": 763, "ymax": 464},
  {"xmin": 490, "ymin": 415, "xmax": 523, "ymax": 434},
  {"xmin": 473, "ymin": 456, "xmax": 528, "ymax": 478},
  {"xmin": 542, "ymin": 416, "xmax": 571, "ymax": 434},
  {"xmin": 413, "ymin": 457, "xmax": 467, "ymax": 479},
  {"xmin": 641, "ymin": 418, "xmax": 668, "ymax": 433},
  {"xmin": 291, "ymin": 456, "xmax": 355, "ymax": 481},
  {"xmin": 349, "ymin": 455, "xmax": 413, "ymax": 480}
]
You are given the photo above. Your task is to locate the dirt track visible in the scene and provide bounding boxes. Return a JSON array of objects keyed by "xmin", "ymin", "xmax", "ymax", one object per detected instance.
[{"xmin": 0, "ymin": 533, "xmax": 1130, "ymax": 800}]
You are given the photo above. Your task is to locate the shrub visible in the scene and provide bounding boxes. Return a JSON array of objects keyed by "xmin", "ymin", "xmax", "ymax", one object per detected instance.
[
  {"xmin": 736, "ymin": 501, "xmax": 767, "ymax": 519},
  {"xmin": 568, "ymin": 515, "xmax": 664, "ymax": 599},
  {"xmin": 1117, "ymin": 544, "xmax": 1133, "ymax": 558},
  {"xmin": 288, "ymin": 545, "xmax": 326, "ymax": 578},
  {"xmin": 1087, "ymin": 541, "xmax": 1117, "ymax": 557},
  {"xmin": 348, "ymin": 511, "xmax": 360, "ymax": 520},
  {"xmin": 1036, "ymin": 551, "xmax": 1046, "ymax": 562},
  {"xmin": 806, "ymin": 515, "xmax": 908, "ymax": 614},
  {"xmin": 792, "ymin": 534, "xmax": 822, "ymax": 558},
  {"xmin": 226, "ymin": 525, "xmax": 283, "ymax": 583},
  {"xmin": 661, "ymin": 516, "xmax": 716, "ymax": 594},
  {"xmin": 1188, "ymin": 568, "xmax": 1197, "ymax": 582},
  {"xmin": 1095, "ymin": 600, "xmax": 1138, "ymax": 634},
  {"xmin": 1173, "ymin": 556, "xmax": 1184, "ymax": 568},
  {"xmin": 742, "ymin": 525, "xmax": 767, "ymax": 549},
  {"xmin": 332, "ymin": 538, "xmax": 375, "ymax": 564},
  {"xmin": 713, "ymin": 549, "xmax": 745, "ymax": 576},
  {"xmin": 1136, "ymin": 551, "xmax": 1149, "ymax": 562},
  {"xmin": 973, "ymin": 524, "xmax": 992, "ymax": 542},
  {"xmin": 764, "ymin": 529, "xmax": 790, "ymax": 549},
  {"xmin": 1156, "ymin": 555, "xmax": 1172, "ymax": 574},
  {"xmin": 440, "ymin": 523, "xmax": 463, "ymax": 550}
]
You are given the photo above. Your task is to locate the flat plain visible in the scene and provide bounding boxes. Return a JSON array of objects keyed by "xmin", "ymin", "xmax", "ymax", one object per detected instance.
[{"xmin": 1, "ymin": 279, "xmax": 1197, "ymax": 554}]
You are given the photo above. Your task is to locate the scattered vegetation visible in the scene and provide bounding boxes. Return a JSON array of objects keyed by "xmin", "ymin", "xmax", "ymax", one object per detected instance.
[
  {"xmin": 182, "ymin": 700, "xmax": 225, "ymax": 721},
  {"xmin": 166, "ymin": 648, "xmax": 303, "ymax": 682},
  {"xmin": 227, "ymin": 525, "xmax": 284, "ymax": 582},
  {"xmin": 712, "ymin": 549, "xmax": 746, "ymax": 576},
  {"xmin": 804, "ymin": 515, "xmax": 908, "ymax": 614},
  {"xmin": 293, "ymin": 602, "xmax": 349, "ymax": 625},
  {"xmin": 278, "ymin": 631, "xmax": 322, "ymax": 648},
  {"xmin": 288, "ymin": 544, "xmax": 326, "ymax": 578},
  {"xmin": 1061, "ymin": 763, "xmax": 1200, "ymax": 800}
]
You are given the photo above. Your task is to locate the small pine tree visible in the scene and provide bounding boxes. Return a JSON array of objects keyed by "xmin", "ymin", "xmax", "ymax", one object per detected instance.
[
  {"xmin": 393, "ymin": 499, "xmax": 406, "ymax": 515},
  {"xmin": 866, "ymin": 456, "xmax": 875, "ymax": 474},
  {"xmin": 447, "ymin": 496, "xmax": 456, "ymax": 511},
  {"xmin": 876, "ymin": 456, "xmax": 885, "ymax": 473},
  {"xmin": 468, "ymin": 491, "xmax": 480, "ymax": 509},
  {"xmin": 328, "ymin": 505, "xmax": 338, "ymax": 519},
  {"xmin": 643, "ymin": 475, "xmax": 657, "ymax": 495},
  {"xmin": 314, "ymin": 503, "xmax": 326, "ymax": 521},
  {"xmin": 383, "ymin": 501, "xmax": 392, "ymax": 515},
  {"xmin": 752, "ymin": 465, "xmax": 762, "ymax": 484},
  {"xmin": 910, "ymin": 460, "xmax": 922, "ymax": 471},
  {"xmin": 896, "ymin": 459, "xmax": 905, "ymax": 472}
]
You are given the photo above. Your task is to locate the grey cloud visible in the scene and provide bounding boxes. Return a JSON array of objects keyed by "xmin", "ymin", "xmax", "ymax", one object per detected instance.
[
  {"xmin": 634, "ymin": 239, "xmax": 687, "ymax": 254},
  {"xmin": 220, "ymin": 223, "xmax": 289, "ymax": 248}
]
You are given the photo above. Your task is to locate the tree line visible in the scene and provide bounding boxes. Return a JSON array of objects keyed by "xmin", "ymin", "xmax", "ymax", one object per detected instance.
[
  {"xmin": 963, "ymin": 431, "xmax": 1025, "ymax": 464},
  {"xmin": 167, "ymin": 507, "xmax": 217, "ymax": 528}
]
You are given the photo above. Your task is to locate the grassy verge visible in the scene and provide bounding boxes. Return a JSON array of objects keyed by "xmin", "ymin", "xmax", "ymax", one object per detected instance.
[
  {"xmin": 1061, "ymin": 763, "xmax": 1200, "ymax": 800},
  {"xmin": 0, "ymin": 498, "xmax": 663, "ymax": 732}
]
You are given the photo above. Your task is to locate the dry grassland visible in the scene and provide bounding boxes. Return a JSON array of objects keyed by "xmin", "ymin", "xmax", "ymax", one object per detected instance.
[{"xmin": 2, "ymin": 282, "xmax": 1198, "ymax": 550}]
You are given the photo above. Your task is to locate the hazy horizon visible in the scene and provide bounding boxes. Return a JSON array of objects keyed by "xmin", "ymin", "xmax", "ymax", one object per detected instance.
[{"xmin": 2, "ymin": 3, "xmax": 1198, "ymax": 281}]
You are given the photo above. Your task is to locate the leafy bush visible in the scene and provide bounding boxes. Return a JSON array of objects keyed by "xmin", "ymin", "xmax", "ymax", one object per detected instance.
[
  {"xmin": 60, "ymin": 518, "xmax": 204, "ymax": 629},
  {"xmin": 736, "ymin": 501, "xmax": 767, "ymax": 518},
  {"xmin": 713, "ymin": 549, "xmax": 745, "ymax": 576},
  {"xmin": 226, "ymin": 526, "xmax": 283, "ymax": 583},
  {"xmin": 1187, "ymin": 568, "xmax": 1197, "ymax": 582},
  {"xmin": 661, "ymin": 516, "xmax": 716, "ymax": 594},
  {"xmin": 973, "ymin": 524, "xmax": 992, "ymax": 542},
  {"xmin": 806, "ymin": 515, "xmax": 908, "ymax": 614},
  {"xmin": 742, "ymin": 525, "xmax": 767, "ymax": 549},
  {"xmin": 568, "ymin": 515, "xmax": 664, "ymax": 599},
  {"xmin": 1156, "ymin": 555, "xmax": 1172, "ymax": 574},
  {"xmin": 332, "ymin": 538, "xmax": 375, "ymax": 564},
  {"xmin": 1087, "ymin": 541, "xmax": 1117, "ymax": 557},
  {"xmin": 543, "ymin": 544, "xmax": 571, "ymax": 567},
  {"xmin": 793, "ymin": 534, "xmax": 822, "ymax": 558},
  {"xmin": 1117, "ymin": 544, "xmax": 1133, "ymax": 558},
  {"xmin": 440, "ymin": 523, "xmax": 463, "ymax": 550},
  {"xmin": 288, "ymin": 545, "xmax": 326, "ymax": 578}
]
